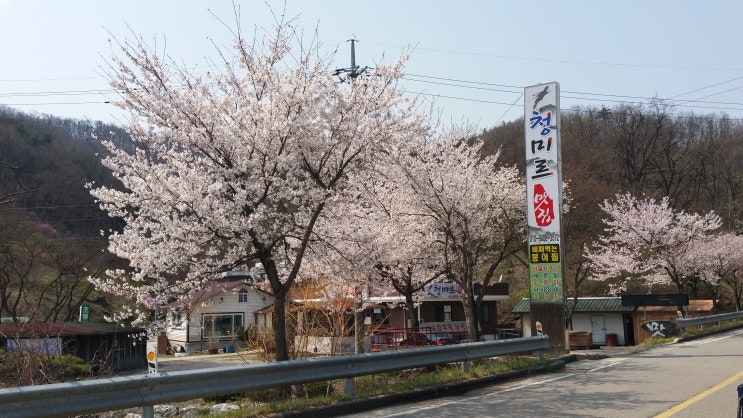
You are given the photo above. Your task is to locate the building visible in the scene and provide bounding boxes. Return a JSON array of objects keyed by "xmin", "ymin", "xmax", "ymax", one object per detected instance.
[
  {"xmin": 630, "ymin": 299, "xmax": 714, "ymax": 345},
  {"xmin": 0, "ymin": 321, "xmax": 147, "ymax": 372},
  {"xmin": 513, "ymin": 297, "xmax": 715, "ymax": 347},
  {"xmin": 513, "ymin": 297, "xmax": 634, "ymax": 346},
  {"xmin": 164, "ymin": 276, "xmax": 509, "ymax": 354},
  {"xmin": 164, "ymin": 271, "xmax": 274, "ymax": 353}
]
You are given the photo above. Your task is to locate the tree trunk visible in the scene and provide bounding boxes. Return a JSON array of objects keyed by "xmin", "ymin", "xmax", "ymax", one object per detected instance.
[
  {"xmin": 462, "ymin": 290, "xmax": 478, "ymax": 342},
  {"xmin": 272, "ymin": 291, "xmax": 289, "ymax": 362},
  {"xmin": 354, "ymin": 294, "xmax": 364, "ymax": 354},
  {"xmin": 405, "ymin": 292, "xmax": 419, "ymax": 329},
  {"xmin": 531, "ymin": 302, "xmax": 568, "ymax": 353}
]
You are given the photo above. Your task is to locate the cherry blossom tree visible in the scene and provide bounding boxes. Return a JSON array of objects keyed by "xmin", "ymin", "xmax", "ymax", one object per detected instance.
[
  {"xmin": 89, "ymin": 20, "xmax": 429, "ymax": 361},
  {"xmin": 307, "ymin": 162, "xmax": 445, "ymax": 349},
  {"xmin": 685, "ymin": 233, "xmax": 743, "ymax": 310},
  {"xmin": 386, "ymin": 131, "xmax": 526, "ymax": 341},
  {"xmin": 301, "ymin": 209, "xmax": 380, "ymax": 354},
  {"xmin": 586, "ymin": 192, "xmax": 722, "ymax": 294},
  {"xmin": 354, "ymin": 169, "xmax": 446, "ymax": 330}
]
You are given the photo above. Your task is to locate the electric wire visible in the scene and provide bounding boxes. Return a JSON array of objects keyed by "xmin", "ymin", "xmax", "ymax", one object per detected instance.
[{"xmin": 2, "ymin": 39, "xmax": 743, "ymax": 120}]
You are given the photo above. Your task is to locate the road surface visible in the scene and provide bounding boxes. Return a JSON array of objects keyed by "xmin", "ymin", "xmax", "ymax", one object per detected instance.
[{"xmin": 341, "ymin": 329, "xmax": 743, "ymax": 417}]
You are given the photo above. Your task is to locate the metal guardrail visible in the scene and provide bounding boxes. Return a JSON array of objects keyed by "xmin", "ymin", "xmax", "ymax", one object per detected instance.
[
  {"xmin": 0, "ymin": 336, "xmax": 550, "ymax": 418},
  {"xmin": 677, "ymin": 310, "xmax": 743, "ymax": 329}
]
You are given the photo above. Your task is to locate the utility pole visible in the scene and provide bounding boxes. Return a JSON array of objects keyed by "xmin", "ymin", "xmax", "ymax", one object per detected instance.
[
  {"xmin": 334, "ymin": 38, "xmax": 369, "ymax": 352},
  {"xmin": 333, "ymin": 38, "xmax": 369, "ymax": 83}
]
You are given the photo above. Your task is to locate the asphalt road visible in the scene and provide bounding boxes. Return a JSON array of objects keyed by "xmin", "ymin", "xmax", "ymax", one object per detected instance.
[
  {"xmin": 137, "ymin": 351, "xmax": 261, "ymax": 374},
  {"xmin": 339, "ymin": 329, "xmax": 743, "ymax": 418}
]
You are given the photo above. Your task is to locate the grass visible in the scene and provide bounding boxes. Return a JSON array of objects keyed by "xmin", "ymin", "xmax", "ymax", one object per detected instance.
[
  {"xmin": 679, "ymin": 318, "xmax": 743, "ymax": 338},
  {"xmin": 628, "ymin": 318, "xmax": 743, "ymax": 350}
]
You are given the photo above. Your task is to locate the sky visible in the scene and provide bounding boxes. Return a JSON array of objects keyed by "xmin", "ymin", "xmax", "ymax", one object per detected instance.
[{"xmin": 1, "ymin": 1, "xmax": 742, "ymax": 130}]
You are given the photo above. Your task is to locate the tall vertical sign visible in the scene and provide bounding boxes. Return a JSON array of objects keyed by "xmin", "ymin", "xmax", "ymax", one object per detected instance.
[
  {"xmin": 79, "ymin": 305, "xmax": 90, "ymax": 321},
  {"xmin": 525, "ymin": 82, "xmax": 567, "ymax": 351},
  {"xmin": 525, "ymin": 82, "xmax": 564, "ymax": 302}
]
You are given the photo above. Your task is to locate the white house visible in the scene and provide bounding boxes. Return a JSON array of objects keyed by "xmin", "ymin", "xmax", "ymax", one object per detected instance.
[
  {"xmin": 164, "ymin": 272, "xmax": 274, "ymax": 353},
  {"xmin": 512, "ymin": 297, "xmax": 635, "ymax": 346}
]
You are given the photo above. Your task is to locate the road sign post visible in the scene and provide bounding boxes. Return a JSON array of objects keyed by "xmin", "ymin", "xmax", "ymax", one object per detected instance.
[{"xmin": 147, "ymin": 344, "xmax": 157, "ymax": 374}]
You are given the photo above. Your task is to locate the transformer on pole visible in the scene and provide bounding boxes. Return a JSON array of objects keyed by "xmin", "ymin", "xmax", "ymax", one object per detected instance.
[{"xmin": 333, "ymin": 38, "xmax": 370, "ymax": 82}]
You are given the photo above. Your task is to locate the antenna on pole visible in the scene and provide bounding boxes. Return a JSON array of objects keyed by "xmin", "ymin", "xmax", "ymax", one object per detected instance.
[{"xmin": 333, "ymin": 37, "xmax": 370, "ymax": 83}]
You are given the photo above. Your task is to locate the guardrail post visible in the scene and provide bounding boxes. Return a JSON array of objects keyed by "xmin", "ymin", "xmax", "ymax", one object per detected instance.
[
  {"xmin": 461, "ymin": 360, "xmax": 470, "ymax": 373},
  {"xmin": 141, "ymin": 405, "xmax": 154, "ymax": 418},
  {"xmin": 536, "ymin": 335, "xmax": 545, "ymax": 361},
  {"xmin": 344, "ymin": 377, "xmax": 355, "ymax": 396}
]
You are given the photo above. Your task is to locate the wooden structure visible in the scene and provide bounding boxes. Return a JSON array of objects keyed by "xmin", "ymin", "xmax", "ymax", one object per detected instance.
[{"xmin": 0, "ymin": 321, "xmax": 147, "ymax": 372}]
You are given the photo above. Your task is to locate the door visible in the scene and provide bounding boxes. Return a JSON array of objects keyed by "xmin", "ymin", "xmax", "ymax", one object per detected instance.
[{"xmin": 591, "ymin": 315, "xmax": 606, "ymax": 344}]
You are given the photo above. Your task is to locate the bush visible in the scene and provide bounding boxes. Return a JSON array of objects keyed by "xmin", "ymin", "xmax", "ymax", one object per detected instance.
[{"xmin": 0, "ymin": 350, "xmax": 92, "ymax": 387}]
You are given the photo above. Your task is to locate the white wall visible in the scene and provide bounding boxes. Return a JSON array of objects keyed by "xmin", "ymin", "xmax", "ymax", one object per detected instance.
[
  {"xmin": 198, "ymin": 287, "xmax": 272, "ymax": 327},
  {"xmin": 571, "ymin": 313, "xmax": 626, "ymax": 345},
  {"xmin": 521, "ymin": 312, "xmax": 627, "ymax": 345},
  {"xmin": 521, "ymin": 315, "xmax": 532, "ymax": 337},
  {"xmin": 166, "ymin": 286, "xmax": 273, "ymax": 350}
]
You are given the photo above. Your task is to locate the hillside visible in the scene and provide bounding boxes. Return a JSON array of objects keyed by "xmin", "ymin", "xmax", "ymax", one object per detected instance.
[
  {"xmin": 0, "ymin": 107, "xmax": 130, "ymax": 322},
  {"xmin": 2, "ymin": 102, "xmax": 742, "ymax": 323}
]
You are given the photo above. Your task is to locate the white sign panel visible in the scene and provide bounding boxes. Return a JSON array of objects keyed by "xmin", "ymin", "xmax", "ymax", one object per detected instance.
[
  {"xmin": 147, "ymin": 343, "xmax": 158, "ymax": 373},
  {"xmin": 424, "ymin": 283, "xmax": 462, "ymax": 298},
  {"xmin": 524, "ymin": 82, "xmax": 564, "ymax": 303}
]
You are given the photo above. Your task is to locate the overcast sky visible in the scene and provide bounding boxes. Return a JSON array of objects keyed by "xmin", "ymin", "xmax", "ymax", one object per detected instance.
[{"xmin": 1, "ymin": 1, "xmax": 742, "ymax": 129}]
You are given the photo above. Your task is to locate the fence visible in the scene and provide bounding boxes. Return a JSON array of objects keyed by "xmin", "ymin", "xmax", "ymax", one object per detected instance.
[
  {"xmin": 369, "ymin": 328, "xmax": 468, "ymax": 351},
  {"xmin": 677, "ymin": 310, "xmax": 743, "ymax": 331},
  {"xmin": 0, "ymin": 335, "xmax": 550, "ymax": 418}
]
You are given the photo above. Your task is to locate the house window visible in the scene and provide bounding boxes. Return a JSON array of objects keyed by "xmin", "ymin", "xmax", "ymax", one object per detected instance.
[
  {"xmin": 371, "ymin": 307, "xmax": 390, "ymax": 325},
  {"xmin": 435, "ymin": 304, "xmax": 452, "ymax": 322},
  {"xmin": 202, "ymin": 313, "xmax": 244, "ymax": 339},
  {"xmin": 479, "ymin": 303, "xmax": 491, "ymax": 324},
  {"xmin": 238, "ymin": 288, "xmax": 249, "ymax": 303}
]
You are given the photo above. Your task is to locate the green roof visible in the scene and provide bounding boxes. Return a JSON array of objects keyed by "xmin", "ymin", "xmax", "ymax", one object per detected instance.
[{"xmin": 512, "ymin": 297, "xmax": 635, "ymax": 314}]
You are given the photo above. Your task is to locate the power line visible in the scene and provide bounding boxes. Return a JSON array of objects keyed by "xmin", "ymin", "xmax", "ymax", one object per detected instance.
[
  {"xmin": 365, "ymin": 41, "xmax": 743, "ymax": 72},
  {"xmin": 3, "ymin": 68, "xmax": 740, "ymax": 111},
  {"xmin": 666, "ymin": 76, "xmax": 743, "ymax": 99},
  {"xmin": 410, "ymin": 91, "xmax": 743, "ymax": 122},
  {"xmin": 3, "ymin": 101, "xmax": 112, "ymax": 106},
  {"xmin": 0, "ymin": 76, "xmax": 101, "ymax": 82},
  {"xmin": 2, "ymin": 56, "xmax": 742, "ymax": 121},
  {"xmin": 404, "ymin": 74, "xmax": 743, "ymax": 108},
  {"xmin": 0, "ymin": 88, "xmax": 118, "ymax": 98}
]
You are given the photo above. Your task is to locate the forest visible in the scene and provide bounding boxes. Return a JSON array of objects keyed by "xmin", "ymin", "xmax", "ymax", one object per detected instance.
[
  {"xmin": 0, "ymin": 98, "xmax": 742, "ymax": 328},
  {"xmin": 0, "ymin": 107, "xmax": 129, "ymax": 323}
]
